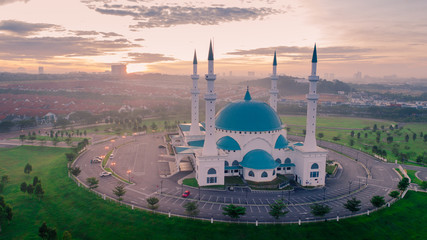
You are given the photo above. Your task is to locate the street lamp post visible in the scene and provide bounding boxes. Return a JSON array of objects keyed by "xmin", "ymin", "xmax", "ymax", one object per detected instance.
[
  {"xmin": 181, "ymin": 182, "xmax": 183, "ymax": 195},
  {"xmin": 198, "ymin": 186, "xmax": 201, "ymax": 201},
  {"xmin": 127, "ymin": 170, "xmax": 131, "ymax": 183},
  {"xmin": 348, "ymin": 181, "xmax": 352, "ymax": 195},
  {"xmin": 160, "ymin": 180, "xmax": 163, "ymax": 194}
]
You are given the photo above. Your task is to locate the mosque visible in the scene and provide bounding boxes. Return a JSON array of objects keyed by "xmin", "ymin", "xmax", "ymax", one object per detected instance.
[{"xmin": 172, "ymin": 42, "xmax": 327, "ymax": 187}]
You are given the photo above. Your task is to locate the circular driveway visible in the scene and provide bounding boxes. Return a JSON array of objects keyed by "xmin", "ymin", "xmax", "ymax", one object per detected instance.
[{"xmin": 74, "ymin": 133, "xmax": 416, "ymax": 222}]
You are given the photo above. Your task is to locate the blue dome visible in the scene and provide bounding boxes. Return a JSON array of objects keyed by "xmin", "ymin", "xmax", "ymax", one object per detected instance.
[
  {"xmin": 241, "ymin": 149, "xmax": 279, "ymax": 170},
  {"xmin": 274, "ymin": 135, "xmax": 288, "ymax": 149},
  {"xmin": 216, "ymin": 136, "xmax": 241, "ymax": 151},
  {"xmin": 215, "ymin": 90, "xmax": 282, "ymax": 132}
]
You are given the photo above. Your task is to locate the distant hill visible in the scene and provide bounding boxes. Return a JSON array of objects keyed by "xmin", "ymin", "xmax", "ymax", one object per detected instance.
[{"xmin": 248, "ymin": 75, "xmax": 353, "ymax": 96}]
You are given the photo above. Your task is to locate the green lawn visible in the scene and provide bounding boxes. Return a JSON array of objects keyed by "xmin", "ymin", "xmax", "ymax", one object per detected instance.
[
  {"xmin": 1, "ymin": 146, "xmax": 427, "ymax": 240},
  {"xmin": 406, "ymin": 169, "xmax": 423, "ymax": 185},
  {"xmin": 281, "ymin": 115, "xmax": 427, "ymax": 165}
]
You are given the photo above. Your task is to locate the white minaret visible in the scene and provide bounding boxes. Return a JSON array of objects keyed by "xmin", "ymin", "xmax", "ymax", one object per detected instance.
[
  {"xmin": 304, "ymin": 44, "xmax": 319, "ymax": 151},
  {"xmin": 202, "ymin": 41, "xmax": 218, "ymax": 156},
  {"xmin": 189, "ymin": 50, "xmax": 201, "ymax": 136},
  {"xmin": 269, "ymin": 51, "xmax": 279, "ymax": 111}
]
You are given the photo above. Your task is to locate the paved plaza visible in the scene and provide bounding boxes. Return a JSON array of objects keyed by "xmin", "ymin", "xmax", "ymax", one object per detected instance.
[{"xmin": 74, "ymin": 133, "xmax": 426, "ymax": 222}]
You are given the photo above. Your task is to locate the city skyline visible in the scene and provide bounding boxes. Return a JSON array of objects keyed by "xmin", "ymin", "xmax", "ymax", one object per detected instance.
[{"xmin": 0, "ymin": 0, "xmax": 426, "ymax": 79}]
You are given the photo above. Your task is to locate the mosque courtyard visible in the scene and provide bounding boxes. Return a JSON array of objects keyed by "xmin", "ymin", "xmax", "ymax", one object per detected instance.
[{"xmin": 73, "ymin": 132, "xmax": 417, "ymax": 222}]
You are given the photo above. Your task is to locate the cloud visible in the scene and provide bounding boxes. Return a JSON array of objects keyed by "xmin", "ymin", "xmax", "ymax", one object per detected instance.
[
  {"xmin": 134, "ymin": 38, "xmax": 145, "ymax": 41},
  {"xmin": 127, "ymin": 52, "xmax": 176, "ymax": 63},
  {"xmin": 91, "ymin": 4, "xmax": 281, "ymax": 28},
  {"xmin": 227, "ymin": 45, "xmax": 377, "ymax": 62},
  {"xmin": 71, "ymin": 30, "xmax": 123, "ymax": 37},
  {"xmin": 0, "ymin": 0, "xmax": 30, "ymax": 6},
  {"xmin": 0, "ymin": 20, "xmax": 60, "ymax": 36},
  {"xmin": 0, "ymin": 34, "xmax": 140, "ymax": 60}
]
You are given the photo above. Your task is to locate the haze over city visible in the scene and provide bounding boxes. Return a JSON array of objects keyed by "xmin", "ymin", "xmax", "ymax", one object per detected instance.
[{"xmin": 0, "ymin": 0, "xmax": 426, "ymax": 79}]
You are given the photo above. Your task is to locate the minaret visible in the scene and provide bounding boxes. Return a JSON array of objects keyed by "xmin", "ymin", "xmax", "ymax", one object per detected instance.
[
  {"xmin": 202, "ymin": 41, "xmax": 218, "ymax": 156},
  {"xmin": 303, "ymin": 44, "xmax": 319, "ymax": 151},
  {"xmin": 269, "ymin": 51, "xmax": 279, "ymax": 111},
  {"xmin": 189, "ymin": 50, "xmax": 201, "ymax": 136}
]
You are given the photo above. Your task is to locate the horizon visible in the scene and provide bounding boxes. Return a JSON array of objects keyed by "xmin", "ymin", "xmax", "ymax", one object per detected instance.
[{"xmin": 0, "ymin": 0, "xmax": 427, "ymax": 79}]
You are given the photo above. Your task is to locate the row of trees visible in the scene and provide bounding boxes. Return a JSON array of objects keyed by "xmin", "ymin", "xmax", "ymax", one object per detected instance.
[{"xmin": 20, "ymin": 176, "xmax": 45, "ymax": 200}]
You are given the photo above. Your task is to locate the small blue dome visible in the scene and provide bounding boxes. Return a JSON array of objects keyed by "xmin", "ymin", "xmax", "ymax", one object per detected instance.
[
  {"xmin": 274, "ymin": 135, "xmax": 288, "ymax": 149},
  {"xmin": 216, "ymin": 136, "xmax": 241, "ymax": 151},
  {"xmin": 215, "ymin": 90, "xmax": 282, "ymax": 132},
  {"xmin": 241, "ymin": 149, "xmax": 279, "ymax": 170}
]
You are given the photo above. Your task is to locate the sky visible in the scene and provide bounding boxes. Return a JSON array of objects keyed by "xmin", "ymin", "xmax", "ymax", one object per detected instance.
[{"xmin": 0, "ymin": 0, "xmax": 426, "ymax": 79}]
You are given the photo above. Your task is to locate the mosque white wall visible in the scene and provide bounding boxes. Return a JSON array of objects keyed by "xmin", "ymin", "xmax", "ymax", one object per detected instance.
[
  {"xmin": 294, "ymin": 148, "xmax": 327, "ymax": 186},
  {"xmin": 196, "ymin": 155, "xmax": 225, "ymax": 186},
  {"xmin": 243, "ymin": 168, "xmax": 276, "ymax": 182}
]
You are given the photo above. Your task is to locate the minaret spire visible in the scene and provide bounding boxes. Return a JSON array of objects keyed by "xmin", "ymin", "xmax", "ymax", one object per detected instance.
[
  {"xmin": 202, "ymin": 41, "xmax": 217, "ymax": 156},
  {"xmin": 189, "ymin": 49, "xmax": 201, "ymax": 135},
  {"xmin": 269, "ymin": 51, "xmax": 279, "ymax": 111},
  {"xmin": 304, "ymin": 44, "xmax": 320, "ymax": 151}
]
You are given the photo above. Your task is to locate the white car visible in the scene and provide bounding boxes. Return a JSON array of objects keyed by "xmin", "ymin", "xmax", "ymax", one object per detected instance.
[
  {"xmin": 99, "ymin": 171, "xmax": 112, "ymax": 177},
  {"xmin": 91, "ymin": 158, "xmax": 101, "ymax": 163}
]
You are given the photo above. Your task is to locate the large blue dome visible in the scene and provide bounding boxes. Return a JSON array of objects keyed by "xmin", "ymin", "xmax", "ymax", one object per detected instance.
[{"xmin": 215, "ymin": 90, "xmax": 282, "ymax": 132}]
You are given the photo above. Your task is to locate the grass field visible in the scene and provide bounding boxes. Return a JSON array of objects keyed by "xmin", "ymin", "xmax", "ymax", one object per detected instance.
[
  {"xmin": 0, "ymin": 146, "xmax": 426, "ymax": 239},
  {"xmin": 406, "ymin": 169, "xmax": 423, "ymax": 185},
  {"xmin": 281, "ymin": 115, "xmax": 427, "ymax": 164}
]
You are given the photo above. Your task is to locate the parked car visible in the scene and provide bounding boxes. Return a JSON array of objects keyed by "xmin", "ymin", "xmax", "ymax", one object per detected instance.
[
  {"xmin": 182, "ymin": 190, "xmax": 190, "ymax": 198},
  {"xmin": 91, "ymin": 158, "xmax": 101, "ymax": 163},
  {"xmin": 99, "ymin": 171, "xmax": 112, "ymax": 177}
]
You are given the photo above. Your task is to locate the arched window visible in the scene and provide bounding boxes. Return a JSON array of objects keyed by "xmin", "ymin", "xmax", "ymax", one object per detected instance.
[
  {"xmin": 311, "ymin": 163, "xmax": 319, "ymax": 169},
  {"xmin": 232, "ymin": 160, "xmax": 239, "ymax": 166},
  {"xmin": 285, "ymin": 158, "xmax": 291, "ymax": 164},
  {"xmin": 224, "ymin": 161, "xmax": 229, "ymax": 167},
  {"xmin": 261, "ymin": 171, "xmax": 268, "ymax": 178},
  {"xmin": 273, "ymin": 170, "xmax": 276, "ymax": 175},
  {"xmin": 275, "ymin": 158, "xmax": 281, "ymax": 164},
  {"xmin": 207, "ymin": 168, "xmax": 216, "ymax": 175},
  {"xmin": 248, "ymin": 171, "xmax": 254, "ymax": 177}
]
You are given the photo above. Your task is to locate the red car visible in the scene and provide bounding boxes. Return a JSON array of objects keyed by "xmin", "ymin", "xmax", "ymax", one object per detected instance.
[{"xmin": 182, "ymin": 190, "xmax": 190, "ymax": 198}]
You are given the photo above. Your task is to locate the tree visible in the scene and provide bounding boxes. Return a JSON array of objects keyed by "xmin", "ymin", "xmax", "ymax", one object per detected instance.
[
  {"xmin": 370, "ymin": 195, "xmax": 385, "ymax": 208},
  {"xmin": 183, "ymin": 201, "xmax": 199, "ymax": 217},
  {"xmin": 310, "ymin": 203, "xmax": 330, "ymax": 218},
  {"xmin": 19, "ymin": 134, "xmax": 26, "ymax": 145},
  {"xmin": 343, "ymin": 197, "xmax": 361, "ymax": 214},
  {"xmin": 20, "ymin": 182, "xmax": 27, "ymax": 193},
  {"xmin": 27, "ymin": 184, "xmax": 34, "ymax": 197},
  {"xmin": 413, "ymin": 133, "xmax": 417, "ymax": 141},
  {"xmin": 317, "ymin": 133, "xmax": 324, "ymax": 139},
  {"xmin": 357, "ymin": 132, "xmax": 361, "ymax": 139},
  {"xmin": 268, "ymin": 200, "xmax": 289, "ymax": 220},
  {"xmin": 364, "ymin": 133, "xmax": 368, "ymax": 138},
  {"xmin": 373, "ymin": 124, "xmax": 377, "ymax": 132},
  {"xmin": 86, "ymin": 177, "xmax": 99, "ymax": 189},
  {"xmin": 0, "ymin": 196, "xmax": 13, "ymax": 232},
  {"xmin": 222, "ymin": 204, "xmax": 246, "ymax": 219},
  {"xmin": 35, "ymin": 184, "xmax": 45, "ymax": 200},
  {"xmin": 33, "ymin": 176, "xmax": 40, "ymax": 186},
  {"xmin": 24, "ymin": 163, "xmax": 32, "ymax": 175},
  {"xmin": 62, "ymin": 230, "xmax": 72, "ymax": 240},
  {"xmin": 424, "ymin": 135, "xmax": 427, "ymax": 142},
  {"xmin": 350, "ymin": 131, "xmax": 354, "ymax": 137},
  {"xmin": 302, "ymin": 129, "xmax": 306, "ymax": 136},
  {"xmin": 420, "ymin": 181, "xmax": 427, "ymax": 190},
  {"xmin": 386, "ymin": 136, "xmax": 393, "ymax": 144},
  {"xmin": 389, "ymin": 190, "xmax": 400, "ymax": 198},
  {"xmin": 398, "ymin": 177, "xmax": 410, "ymax": 191},
  {"xmin": 349, "ymin": 139, "xmax": 354, "ymax": 146},
  {"xmin": 69, "ymin": 167, "xmax": 81, "ymax": 177},
  {"xmin": 1, "ymin": 176, "xmax": 8, "ymax": 184},
  {"xmin": 146, "ymin": 197, "xmax": 159, "ymax": 210},
  {"xmin": 113, "ymin": 183, "xmax": 126, "ymax": 202},
  {"xmin": 65, "ymin": 153, "xmax": 76, "ymax": 162},
  {"xmin": 38, "ymin": 222, "xmax": 57, "ymax": 240}
]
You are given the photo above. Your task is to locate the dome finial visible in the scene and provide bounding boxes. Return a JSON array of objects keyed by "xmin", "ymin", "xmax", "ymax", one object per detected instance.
[{"xmin": 244, "ymin": 86, "xmax": 252, "ymax": 101}]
